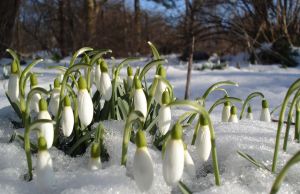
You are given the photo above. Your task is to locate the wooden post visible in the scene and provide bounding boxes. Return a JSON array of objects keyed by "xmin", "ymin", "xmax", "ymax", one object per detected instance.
[{"xmin": 184, "ymin": 36, "xmax": 195, "ymax": 99}]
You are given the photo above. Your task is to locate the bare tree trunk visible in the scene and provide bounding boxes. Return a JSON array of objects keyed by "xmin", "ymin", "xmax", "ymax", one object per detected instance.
[
  {"xmin": 0, "ymin": 0, "xmax": 21, "ymax": 57},
  {"xmin": 58, "ymin": 0, "xmax": 67, "ymax": 57},
  {"xmin": 86, "ymin": 0, "xmax": 100, "ymax": 44},
  {"xmin": 134, "ymin": 0, "xmax": 141, "ymax": 54},
  {"xmin": 184, "ymin": 36, "xmax": 195, "ymax": 100}
]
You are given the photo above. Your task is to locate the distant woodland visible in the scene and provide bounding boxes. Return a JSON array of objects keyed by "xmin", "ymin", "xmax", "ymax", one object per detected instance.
[{"xmin": 1, "ymin": 0, "xmax": 300, "ymax": 63}]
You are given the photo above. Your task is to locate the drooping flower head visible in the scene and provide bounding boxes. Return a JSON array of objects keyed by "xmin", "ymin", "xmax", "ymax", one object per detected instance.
[
  {"xmin": 49, "ymin": 78, "xmax": 61, "ymax": 116},
  {"xmin": 29, "ymin": 74, "xmax": 41, "ymax": 113},
  {"xmin": 88, "ymin": 142, "xmax": 101, "ymax": 170},
  {"xmin": 229, "ymin": 105, "xmax": 238, "ymax": 123},
  {"xmin": 133, "ymin": 130, "xmax": 154, "ymax": 191},
  {"xmin": 196, "ymin": 114, "xmax": 211, "ymax": 161},
  {"xmin": 61, "ymin": 96, "xmax": 74, "ymax": 137},
  {"xmin": 99, "ymin": 60, "xmax": 112, "ymax": 101},
  {"xmin": 77, "ymin": 76, "xmax": 93, "ymax": 126},
  {"xmin": 134, "ymin": 76, "xmax": 147, "ymax": 119},
  {"xmin": 38, "ymin": 99, "xmax": 54, "ymax": 149},
  {"xmin": 221, "ymin": 101, "xmax": 231, "ymax": 122},
  {"xmin": 154, "ymin": 65, "xmax": 167, "ymax": 104},
  {"xmin": 163, "ymin": 122, "xmax": 184, "ymax": 186},
  {"xmin": 7, "ymin": 60, "xmax": 19, "ymax": 102},
  {"xmin": 260, "ymin": 99, "xmax": 271, "ymax": 122},
  {"xmin": 158, "ymin": 90, "xmax": 171, "ymax": 135}
]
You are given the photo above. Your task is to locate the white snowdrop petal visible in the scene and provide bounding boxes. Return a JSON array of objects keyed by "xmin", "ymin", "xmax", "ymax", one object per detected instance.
[
  {"xmin": 246, "ymin": 112, "xmax": 253, "ymax": 120},
  {"xmin": 196, "ymin": 125, "xmax": 211, "ymax": 162},
  {"xmin": 37, "ymin": 150, "xmax": 54, "ymax": 190},
  {"xmin": 154, "ymin": 80, "xmax": 167, "ymax": 104},
  {"xmin": 30, "ymin": 93, "xmax": 41, "ymax": 113},
  {"xmin": 134, "ymin": 89, "xmax": 147, "ymax": 118},
  {"xmin": 95, "ymin": 65, "xmax": 101, "ymax": 92},
  {"xmin": 100, "ymin": 72, "xmax": 112, "ymax": 101},
  {"xmin": 222, "ymin": 105, "xmax": 231, "ymax": 122},
  {"xmin": 7, "ymin": 74, "xmax": 19, "ymax": 102},
  {"xmin": 260, "ymin": 108, "xmax": 271, "ymax": 122},
  {"xmin": 184, "ymin": 150, "xmax": 196, "ymax": 177},
  {"xmin": 78, "ymin": 90, "xmax": 93, "ymax": 126},
  {"xmin": 49, "ymin": 88, "xmax": 60, "ymax": 116},
  {"xmin": 88, "ymin": 157, "xmax": 101, "ymax": 170},
  {"xmin": 158, "ymin": 105, "xmax": 171, "ymax": 135},
  {"xmin": 38, "ymin": 111, "xmax": 54, "ymax": 149},
  {"xmin": 163, "ymin": 140, "xmax": 184, "ymax": 186},
  {"xmin": 229, "ymin": 114, "xmax": 239, "ymax": 123},
  {"xmin": 133, "ymin": 148, "xmax": 154, "ymax": 191},
  {"xmin": 127, "ymin": 75, "xmax": 134, "ymax": 88},
  {"xmin": 61, "ymin": 106, "xmax": 74, "ymax": 137}
]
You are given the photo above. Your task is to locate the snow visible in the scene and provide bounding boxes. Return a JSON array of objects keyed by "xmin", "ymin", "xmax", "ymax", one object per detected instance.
[{"xmin": 0, "ymin": 54, "xmax": 300, "ymax": 193}]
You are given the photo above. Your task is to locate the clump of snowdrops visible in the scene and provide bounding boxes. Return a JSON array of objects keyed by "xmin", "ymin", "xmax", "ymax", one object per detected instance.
[{"xmin": 5, "ymin": 43, "xmax": 281, "ymax": 193}]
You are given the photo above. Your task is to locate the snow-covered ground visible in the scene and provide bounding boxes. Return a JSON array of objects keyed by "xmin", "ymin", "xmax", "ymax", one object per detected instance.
[{"xmin": 0, "ymin": 55, "xmax": 299, "ymax": 194}]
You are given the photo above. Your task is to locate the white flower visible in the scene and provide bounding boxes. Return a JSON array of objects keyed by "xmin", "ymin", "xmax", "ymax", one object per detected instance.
[
  {"xmin": 36, "ymin": 137, "xmax": 54, "ymax": 190},
  {"xmin": 228, "ymin": 106, "xmax": 238, "ymax": 123},
  {"xmin": 89, "ymin": 143, "xmax": 101, "ymax": 170},
  {"xmin": 88, "ymin": 157, "xmax": 101, "ymax": 170},
  {"xmin": 30, "ymin": 93, "xmax": 41, "ymax": 113},
  {"xmin": 100, "ymin": 72, "xmax": 112, "ymax": 101},
  {"xmin": 95, "ymin": 64, "xmax": 101, "ymax": 92},
  {"xmin": 134, "ymin": 77, "xmax": 147, "ymax": 118},
  {"xmin": 184, "ymin": 148, "xmax": 195, "ymax": 177},
  {"xmin": 158, "ymin": 105, "xmax": 171, "ymax": 135},
  {"xmin": 260, "ymin": 108, "xmax": 271, "ymax": 122},
  {"xmin": 221, "ymin": 103, "xmax": 231, "ymax": 122},
  {"xmin": 154, "ymin": 66, "xmax": 167, "ymax": 104},
  {"xmin": 246, "ymin": 112, "xmax": 253, "ymax": 120},
  {"xmin": 38, "ymin": 111, "xmax": 54, "ymax": 149},
  {"xmin": 127, "ymin": 75, "xmax": 134, "ymax": 88},
  {"xmin": 61, "ymin": 96, "xmax": 74, "ymax": 137},
  {"xmin": 133, "ymin": 130, "xmax": 154, "ymax": 191},
  {"xmin": 77, "ymin": 77, "xmax": 93, "ymax": 126},
  {"xmin": 7, "ymin": 73, "xmax": 19, "ymax": 102},
  {"xmin": 49, "ymin": 88, "xmax": 60, "ymax": 116},
  {"xmin": 155, "ymin": 80, "xmax": 168, "ymax": 104},
  {"xmin": 260, "ymin": 99, "xmax": 271, "ymax": 122},
  {"xmin": 163, "ymin": 123, "xmax": 184, "ymax": 186},
  {"xmin": 196, "ymin": 122, "xmax": 211, "ymax": 162}
]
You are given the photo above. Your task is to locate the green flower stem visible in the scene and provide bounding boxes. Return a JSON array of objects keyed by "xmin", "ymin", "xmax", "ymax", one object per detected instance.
[
  {"xmin": 147, "ymin": 41, "xmax": 160, "ymax": 60},
  {"xmin": 295, "ymin": 101, "xmax": 300, "ymax": 142},
  {"xmin": 209, "ymin": 96, "xmax": 243, "ymax": 113},
  {"xmin": 138, "ymin": 59, "xmax": 167, "ymax": 81},
  {"xmin": 201, "ymin": 81, "xmax": 238, "ymax": 107},
  {"xmin": 239, "ymin": 92, "xmax": 264, "ymax": 119},
  {"xmin": 272, "ymin": 78, "xmax": 300, "ymax": 172},
  {"xmin": 191, "ymin": 119, "xmax": 200, "ymax": 145},
  {"xmin": 168, "ymin": 100, "xmax": 221, "ymax": 186},
  {"xmin": 23, "ymin": 87, "xmax": 49, "ymax": 181},
  {"xmin": 270, "ymin": 151, "xmax": 300, "ymax": 194},
  {"xmin": 283, "ymin": 89, "xmax": 300, "ymax": 150},
  {"xmin": 6, "ymin": 49, "xmax": 21, "ymax": 76},
  {"xmin": 69, "ymin": 47, "xmax": 93, "ymax": 67},
  {"xmin": 121, "ymin": 111, "xmax": 143, "ymax": 166}
]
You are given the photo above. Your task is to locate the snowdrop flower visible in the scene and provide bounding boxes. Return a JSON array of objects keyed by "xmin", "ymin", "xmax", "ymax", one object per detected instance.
[
  {"xmin": 36, "ymin": 137, "xmax": 54, "ymax": 190},
  {"xmin": 127, "ymin": 66, "xmax": 134, "ymax": 88},
  {"xmin": 134, "ymin": 76, "xmax": 147, "ymax": 119},
  {"xmin": 163, "ymin": 123, "xmax": 184, "ymax": 186},
  {"xmin": 95, "ymin": 62, "xmax": 101, "ymax": 92},
  {"xmin": 77, "ymin": 76, "xmax": 93, "ymax": 126},
  {"xmin": 228, "ymin": 106, "xmax": 238, "ymax": 123},
  {"xmin": 221, "ymin": 101, "xmax": 231, "ymax": 122},
  {"xmin": 38, "ymin": 99, "xmax": 54, "ymax": 149},
  {"xmin": 60, "ymin": 96, "xmax": 74, "ymax": 137},
  {"xmin": 246, "ymin": 105, "xmax": 253, "ymax": 120},
  {"xmin": 7, "ymin": 61, "xmax": 19, "ymax": 102},
  {"xmin": 29, "ymin": 74, "xmax": 41, "ymax": 113},
  {"xmin": 196, "ymin": 115, "xmax": 211, "ymax": 162},
  {"xmin": 49, "ymin": 78, "xmax": 60, "ymax": 116},
  {"xmin": 154, "ymin": 66, "xmax": 168, "ymax": 104},
  {"xmin": 88, "ymin": 142, "xmax": 101, "ymax": 170},
  {"xmin": 133, "ymin": 130, "xmax": 154, "ymax": 191},
  {"xmin": 260, "ymin": 99, "xmax": 271, "ymax": 122},
  {"xmin": 183, "ymin": 144, "xmax": 195, "ymax": 177},
  {"xmin": 98, "ymin": 61, "xmax": 112, "ymax": 101},
  {"xmin": 158, "ymin": 90, "xmax": 171, "ymax": 135}
]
